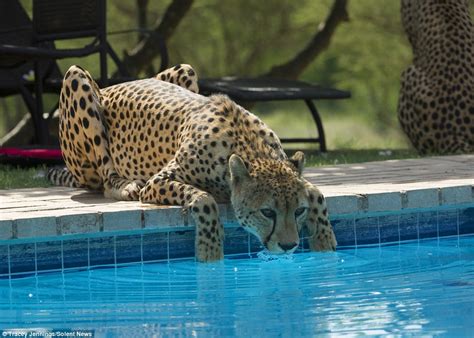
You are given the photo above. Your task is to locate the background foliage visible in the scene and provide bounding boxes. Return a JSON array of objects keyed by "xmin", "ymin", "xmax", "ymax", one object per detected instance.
[{"xmin": 3, "ymin": 1, "xmax": 418, "ymax": 149}]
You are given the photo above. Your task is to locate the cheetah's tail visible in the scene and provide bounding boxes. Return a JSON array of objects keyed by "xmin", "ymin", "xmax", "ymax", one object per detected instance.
[{"xmin": 47, "ymin": 167, "xmax": 82, "ymax": 188}]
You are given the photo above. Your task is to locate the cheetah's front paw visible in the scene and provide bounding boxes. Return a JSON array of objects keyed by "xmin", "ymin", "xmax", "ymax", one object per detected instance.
[
  {"xmin": 104, "ymin": 180, "xmax": 143, "ymax": 201},
  {"xmin": 120, "ymin": 181, "xmax": 143, "ymax": 201}
]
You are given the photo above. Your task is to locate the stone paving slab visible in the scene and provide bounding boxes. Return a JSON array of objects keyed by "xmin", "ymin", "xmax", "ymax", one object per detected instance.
[{"xmin": 0, "ymin": 154, "xmax": 472, "ymax": 241}]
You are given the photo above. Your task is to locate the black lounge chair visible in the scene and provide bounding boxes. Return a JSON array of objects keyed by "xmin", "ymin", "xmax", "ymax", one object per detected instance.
[
  {"xmin": 0, "ymin": 0, "xmax": 62, "ymax": 145},
  {"xmin": 199, "ymin": 77, "xmax": 351, "ymax": 152},
  {"xmin": 0, "ymin": 0, "xmax": 149, "ymax": 145}
]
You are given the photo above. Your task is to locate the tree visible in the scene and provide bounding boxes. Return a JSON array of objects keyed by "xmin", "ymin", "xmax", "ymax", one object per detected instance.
[
  {"xmin": 1, "ymin": 0, "xmax": 350, "ymax": 145},
  {"xmin": 118, "ymin": 0, "xmax": 194, "ymax": 77},
  {"xmin": 119, "ymin": 0, "xmax": 349, "ymax": 80},
  {"xmin": 265, "ymin": 0, "xmax": 349, "ymax": 79}
]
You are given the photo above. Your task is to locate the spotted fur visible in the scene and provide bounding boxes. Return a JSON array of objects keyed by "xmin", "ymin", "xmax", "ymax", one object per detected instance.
[
  {"xmin": 49, "ymin": 64, "xmax": 336, "ymax": 262},
  {"xmin": 398, "ymin": 0, "xmax": 474, "ymax": 154}
]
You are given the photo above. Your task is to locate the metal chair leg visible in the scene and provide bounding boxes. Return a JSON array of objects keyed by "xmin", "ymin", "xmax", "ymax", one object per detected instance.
[
  {"xmin": 305, "ymin": 99, "xmax": 327, "ymax": 152},
  {"xmin": 33, "ymin": 61, "xmax": 49, "ymax": 144}
]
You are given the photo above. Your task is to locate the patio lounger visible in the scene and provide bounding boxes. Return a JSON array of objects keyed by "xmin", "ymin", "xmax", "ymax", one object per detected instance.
[
  {"xmin": 0, "ymin": 0, "xmax": 158, "ymax": 145},
  {"xmin": 199, "ymin": 77, "xmax": 351, "ymax": 152}
]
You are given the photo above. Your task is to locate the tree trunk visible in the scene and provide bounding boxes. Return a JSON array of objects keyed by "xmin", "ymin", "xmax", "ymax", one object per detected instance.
[
  {"xmin": 119, "ymin": 0, "xmax": 194, "ymax": 77},
  {"xmin": 119, "ymin": 0, "xmax": 347, "ymax": 80},
  {"xmin": 136, "ymin": 0, "xmax": 149, "ymax": 42},
  {"xmin": 135, "ymin": 0, "xmax": 156, "ymax": 76},
  {"xmin": 265, "ymin": 0, "xmax": 349, "ymax": 80}
]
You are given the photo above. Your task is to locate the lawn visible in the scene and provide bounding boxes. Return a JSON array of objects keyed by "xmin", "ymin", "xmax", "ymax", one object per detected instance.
[
  {"xmin": 303, "ymin": 148, "xmax": 418, "ymax": 166},
  {"xmin": 256, "ymin": 103, "xmax": 411, "ymax": 150},
  {"xmin": 0, "ymin": 165, "xmax": 51, "ymax": 189}
]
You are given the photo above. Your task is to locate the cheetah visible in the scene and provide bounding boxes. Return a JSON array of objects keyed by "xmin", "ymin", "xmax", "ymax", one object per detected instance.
[
  {"xmin": 48, "ymin": 64, "xmax": 336, "ymax": 262},
  {"xmin": 398, "ymin": 0, "xmax": 474, "ymax": 154}
]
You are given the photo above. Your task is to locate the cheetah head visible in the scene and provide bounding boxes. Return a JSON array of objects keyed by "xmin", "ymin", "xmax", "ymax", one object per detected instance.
[{"xmin": 229, "ymin": 152, "xmax": 309, "ymax": 254}]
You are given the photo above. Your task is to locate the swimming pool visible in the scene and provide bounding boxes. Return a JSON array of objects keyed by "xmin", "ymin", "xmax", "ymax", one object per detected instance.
[{"xmin": 1, "ymin": 235, "xmax": 473, "ymax": 336}]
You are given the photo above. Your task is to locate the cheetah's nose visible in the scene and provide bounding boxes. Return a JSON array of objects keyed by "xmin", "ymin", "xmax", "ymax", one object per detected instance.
[{"xmin": 278, "ymin": 242, "xmax": 298, "ymax": 252}]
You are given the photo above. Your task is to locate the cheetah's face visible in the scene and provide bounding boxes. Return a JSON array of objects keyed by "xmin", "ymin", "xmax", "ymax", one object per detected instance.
[{"xmin": 229, "ymin": 153, "xmax": 309, "ymax": 254}]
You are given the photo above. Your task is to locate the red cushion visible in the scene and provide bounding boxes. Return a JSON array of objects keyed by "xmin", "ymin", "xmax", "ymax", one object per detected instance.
[{"xmin": 0, "ymin": 147, "xmax": 62, "ymax": 159}]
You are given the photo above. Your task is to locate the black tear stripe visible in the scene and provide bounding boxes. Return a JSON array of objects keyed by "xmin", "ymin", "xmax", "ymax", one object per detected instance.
[{"xmin": 264, "ymin": 217, "xmax": 277, "ymax": 246}]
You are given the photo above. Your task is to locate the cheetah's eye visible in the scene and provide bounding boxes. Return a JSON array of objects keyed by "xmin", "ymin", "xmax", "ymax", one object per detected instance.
[
  {"xmin": 260, "ymin": 209, "xmax": 276, "ymax": 219},
  {"xmin": 295, "ymin": 207, "xmax": 307, "ymax": 217}
]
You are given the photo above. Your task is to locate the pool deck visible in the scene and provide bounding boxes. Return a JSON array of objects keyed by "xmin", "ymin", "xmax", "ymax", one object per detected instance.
[{"xmin": 0, "ymin": 154, "xmax": 473, "ymax": 241}]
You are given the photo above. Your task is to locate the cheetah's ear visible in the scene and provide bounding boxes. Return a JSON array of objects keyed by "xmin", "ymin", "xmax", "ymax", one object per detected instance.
[
  {"xmin": 288, "ymin": 151, "xmax": 305, "ymax": 176},
  {"xmin": 229, "ymin": 154, "xmax": 250, "ymax": 187}
]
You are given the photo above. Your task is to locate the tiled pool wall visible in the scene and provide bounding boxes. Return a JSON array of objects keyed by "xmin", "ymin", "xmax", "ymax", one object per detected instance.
[{"xmin": 1, "ymin": 203, "xmax": 473, "ymax": 279}]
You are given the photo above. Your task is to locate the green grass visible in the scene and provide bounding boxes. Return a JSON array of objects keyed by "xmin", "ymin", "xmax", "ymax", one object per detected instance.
[
  {"xmin": 255, "ymin": 103, "xmax": 411, "ymax": 150},
  {"xmin": 303, "ymin": 149, "xmax": 419, "ymax": 166},
  {"xmin": 0, "ymin": 165, "xmax": 51, "ymax": 190}
]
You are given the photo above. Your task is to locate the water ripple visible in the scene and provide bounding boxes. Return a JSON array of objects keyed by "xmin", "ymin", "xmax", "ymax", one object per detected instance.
[{"xmin": 0, "ymin": 236, "xmax": 473, "ymax": 336}]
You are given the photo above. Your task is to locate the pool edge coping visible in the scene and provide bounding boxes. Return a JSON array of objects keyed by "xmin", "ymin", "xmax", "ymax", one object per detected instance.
[{"xmin": 0, "ymin": 183, "xmax": 473, "ymax": 242}]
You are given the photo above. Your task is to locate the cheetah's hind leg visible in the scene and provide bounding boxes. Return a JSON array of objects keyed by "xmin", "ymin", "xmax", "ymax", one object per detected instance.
[
  {"xmin": 60, "ymin": 65, "xmax": 143, "ymax": 201},
  {"xmin": 47, "ymin": 167, "xmax": 82, "ymax": 188}
]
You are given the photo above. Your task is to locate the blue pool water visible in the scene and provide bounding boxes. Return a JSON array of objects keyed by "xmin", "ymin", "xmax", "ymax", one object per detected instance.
[{"xmin": 1, "ymin": 235, "xmax": 473, "ymax": 337}]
